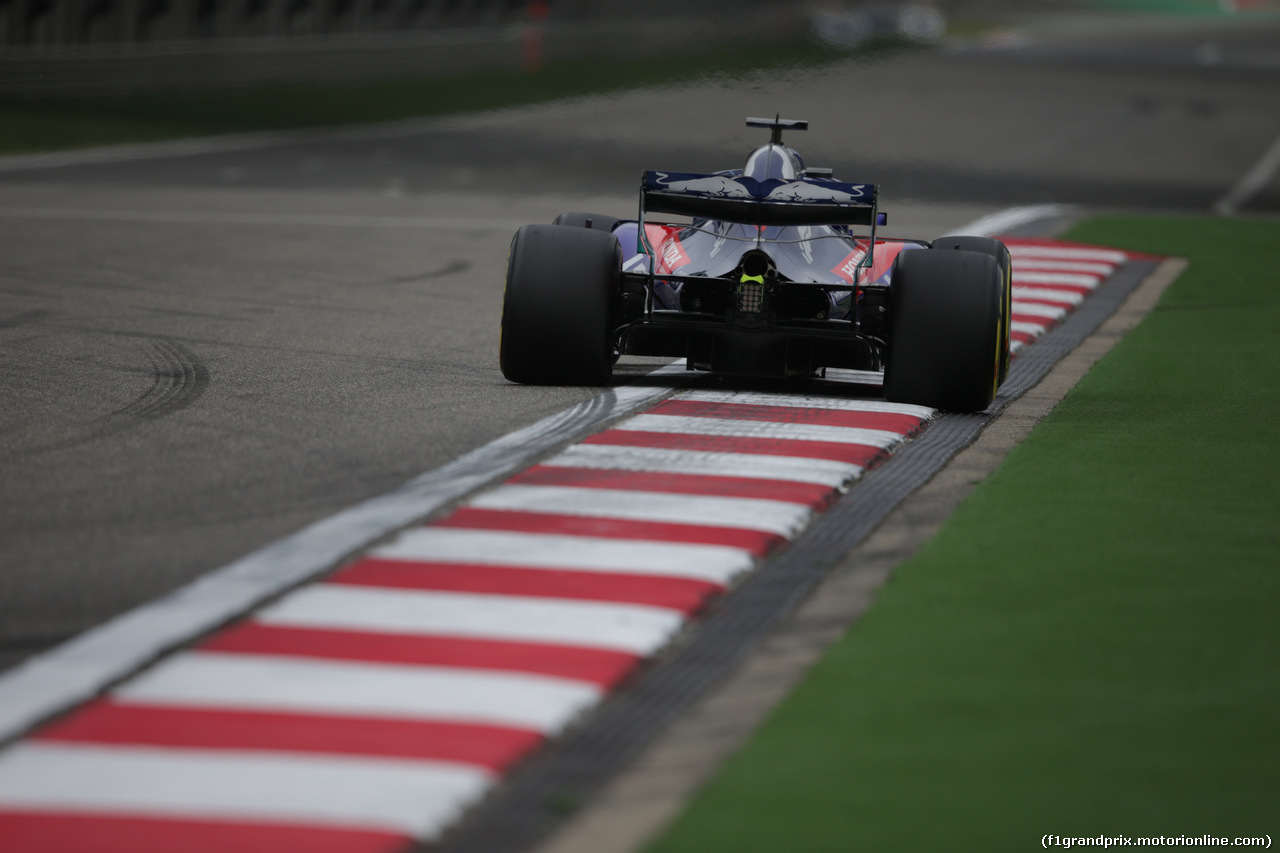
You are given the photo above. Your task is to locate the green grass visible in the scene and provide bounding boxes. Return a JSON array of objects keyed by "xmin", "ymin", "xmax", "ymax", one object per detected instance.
[
  {"xmin": 1086, "ymin": 0, "xmax": 1280, "ymax": 14},
  {"xmin": 644, "ymin": 216, "xmax": 1280, "ymax": 851},
  {"xmin": 0, "ymin": 37, "xmax": 873, "ymax": 157}
]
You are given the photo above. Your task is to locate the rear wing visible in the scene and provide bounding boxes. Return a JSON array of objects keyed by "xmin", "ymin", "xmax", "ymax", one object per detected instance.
[{"xmin": 641, "ymin": 170, "xmax": 879, "ymax": 227}]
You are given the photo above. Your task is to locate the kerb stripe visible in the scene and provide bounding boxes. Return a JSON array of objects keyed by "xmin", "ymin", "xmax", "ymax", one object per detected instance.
[
  {"xmin": 258, "ymin": 586, "xmax": 683, "ymax": 656},
  {"xmin": 0, "ymin": 741, "xmax": 491, "ymax": 838},
  {"xmin": 1011, "ymin": 281, "xmax": 1095, "ymax": 298},
  {"xmin": 34, "ymin": 700, "xmax": 543, "ymax": 772},
  {"xmin": 508, "ymin": 465, "xmax": 836, "ymax": 508},
  {"xmin": 649, "ymin": 399, "xmax": 925, "ymax": 433},
  {"xmin": 202, "ymin": 622, "xmax": 640, "ymax": 686},
  {"xmin": 583, "ymin": 429, "xmax": 891, "ymax": 465},
  {"xmin": 619, "ymin": 413, "xmax": 904, "ymax": 448},
  {"xmin": 332, "ymin": 558, "xmax": 724, "ymax": 615},
  {"xmin": 435, "ymin": 507, "xmax": 786, "ymax": 555},
  {"xmin": 0, "ymin": 812, "xmax": 408, "ymax": 853},
  {"xmin": 1012, "ymin": 286, "xmax": 1085, "ymax": 307},
  {"xmin": 372, "ymin": 527, "xmax": 754, "ymax": 585},
  {"xmin": 543, "ymin": 443, "xmax": 862, "ymax": 487},
  {"xmin": 674, "ymin": 390, "xmax": 933, "ymax": 419},
  {"xmin": 1012, "ymin": 258, "xmax": 1114, "ymax": 274},
  {"xmin": 1012, "ymin": 302, "xmax": 1067, "ymax": 320},
  {"xmin": 1012, "ymin": 271, "xmax": 1101, "ymax": 288},
  {"xmin": 115, "ymin": 651, "xmax": 605, "ymax": 733},
  {"xmin": 1007, "ymin": 243, "xmax": 1128, "ymax": 263},
  {"xmin": 467, "ymin": 485, "xmax": 813, "ymax": 537}
]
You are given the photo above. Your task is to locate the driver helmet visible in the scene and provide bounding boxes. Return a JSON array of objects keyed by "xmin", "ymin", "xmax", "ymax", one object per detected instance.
[{"xmin": 743, "ymin": 143, "xmax": 804, "ymax": 182}]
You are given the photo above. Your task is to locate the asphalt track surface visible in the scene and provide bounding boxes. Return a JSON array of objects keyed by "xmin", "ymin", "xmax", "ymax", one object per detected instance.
[{"xmin": 0, "ymin": 10, "xmax": 1278, "ymax": 847}]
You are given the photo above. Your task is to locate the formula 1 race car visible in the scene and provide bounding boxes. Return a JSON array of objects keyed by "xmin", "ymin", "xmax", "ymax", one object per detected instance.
[{"xmin": 499, "ymin": 117, "xmax": 1011, "ymax": 412}]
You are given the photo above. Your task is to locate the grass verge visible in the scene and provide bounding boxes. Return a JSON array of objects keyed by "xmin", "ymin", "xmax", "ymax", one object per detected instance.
[
  {"xmin": 1086, "ymin": 0, "xmax": 1280, "ymax": 15},
  {"xmin": 0, "ymin": 37, "xmax": 872, "ymax": 157},
  {"xmin": 643, "ymin": 215, "xmax": 1280, "ymax": 851}
]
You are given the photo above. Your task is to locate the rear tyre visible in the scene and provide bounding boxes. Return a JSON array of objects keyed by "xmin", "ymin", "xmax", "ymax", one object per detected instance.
[
  {"xmin": 552, "ymin": 212, "xmax": 623, "ymax": 233},
  {"xmin": 500, "ymin": 224, "xmax": 621, "ymax": 386},
  {"xmin": 883, "ymin": 247, "xmax": 1004, "ymax": 412},
  {"xmin": 932, "ymin": 235, "xmax": 1013, "ymax": 384}
]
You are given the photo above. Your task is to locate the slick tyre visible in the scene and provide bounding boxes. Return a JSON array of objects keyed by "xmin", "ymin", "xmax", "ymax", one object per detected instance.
[
  {"xmin": 883, "ymin": 247, "xmax": 1004, "ymax": 412},
  {"xmin": 932, "ymin": 235, "xmax": 1013, "ymax": 384},
  {"xmin": 552, "ymin": 212, "xmax": 623, "ymax": 233},
  {"xmin": 500, "ymin": 224, "xmax": 621, "ymax": 386}
]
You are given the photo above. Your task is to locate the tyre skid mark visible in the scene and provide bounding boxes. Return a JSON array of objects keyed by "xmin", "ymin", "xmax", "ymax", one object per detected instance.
[
  {"xmin": 0, "ymin": 238, "xmax": 1136, "ymax": 851},
  {"xmin": 116, "ymin": 339, "xmax": 209, "ymax": 420},
  {"xmin": 0, "ymin": 336, "xmax": 209, "ymax": 462}
]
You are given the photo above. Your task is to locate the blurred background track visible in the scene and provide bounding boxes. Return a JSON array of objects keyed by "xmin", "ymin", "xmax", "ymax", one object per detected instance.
[
  {"xmin": 0, "ymin": 0, "xmax": 786, "ymax": 97},
  {"xmin": 3, "ymin": 1, "xmax": 1275, "ymax": 97}
]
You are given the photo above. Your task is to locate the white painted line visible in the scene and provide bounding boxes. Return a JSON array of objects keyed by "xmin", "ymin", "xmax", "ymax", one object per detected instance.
[
  {"xmin": 468, "ymin": 485, "xmax": 814, "ymax": 537},
  {"xmin": 1012, "ymin": 302, "xmax": 1069, "ymax": 320},
  {"xmin": 617, "ymin": 414, "xmax": 905, "ymax": 448},
  {"xmin": 674, "ymin": 390, "xmax": 934, "ymax": 419},
  {"xmin": 1009, "ymin": 245, "xmax": 1128, "ymax": 264},
  {"xmin": 0, "ymin": 206, "xmax": 529, "ymax": 232},
  {"xmin": 115, "ymin": 650, "xmax": 602, "ymax": 733},
  {"xmin": 1012, "ymin": 320, "xmax": 1051, "ymax": 335},
  {"xmin": 940, "ymin": 204, "xmax": 1078, "ymax": 237},
  {"xmin": 0, "ymin": 370, "xmax": 683, "ymax": 741},
  {"xmin": 1213, "ymin": 128, "xmax": 1280, "ymax": 216},
  {"xmin": 0, "ymin": 740, "xmax": 491, "ymax": 839},
  {"xmin": 1013, "ymin": 286, "xmax": 1085, "ymax": 306},
  {"xmin": 1012, "ymin": 259, "xmax": 1115, "ymax": 275},
  {"xmin": 1012, "ymin": 271, "xmax": 1102, "ymax": 288},
  {"xmin": 258, "ymin": 586, "xmax": 685, "ymax": 657},
  {"xmin": 544, "ymin": 444, "xmax": 862, "ymax": 487},
  {"xmin": 372, "ymin": 528, "xmax": 754, "ymax": 585}
]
